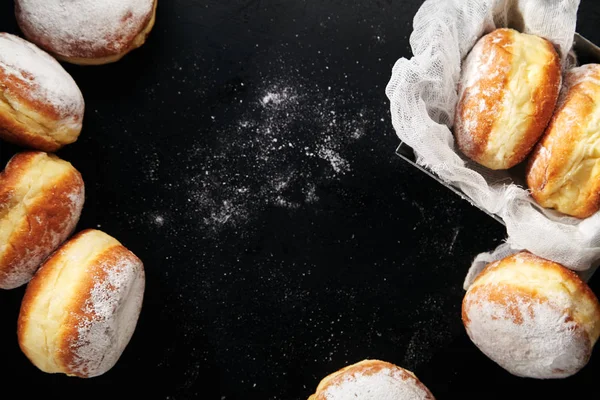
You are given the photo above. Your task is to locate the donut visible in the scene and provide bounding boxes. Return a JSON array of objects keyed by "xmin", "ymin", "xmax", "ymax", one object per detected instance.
[
  {"xmin": 454, "ymin": 28, "xmax": 561, "ymax": 170},
  {"xmin": 0, "ymin": 152, "xmax": 84, "ymax": 290},
  {"xmin": 0, "ymin": 33, "xmax": 84, "ymax": 151},
  {"xmin": 462, "ymin": 252, "xmax": 600, "ymax": 379},
  {"xmin": 527, "ymin": 64, "xmax": 600, "ymax": 218},
  {"xmin": 308, "ymin": 360, "xmax": 435, "ymax": 400},
  {"xmin": 18, "ymin": 229, "xmax": 145, "ymax": 378},
  {"xmin": 15, "ymin": 0, "xmax": 158, "ymax": 66}
]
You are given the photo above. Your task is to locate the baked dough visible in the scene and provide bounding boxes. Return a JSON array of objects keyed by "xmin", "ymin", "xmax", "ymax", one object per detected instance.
[
  {"xmin": 308, "ymin": 359, "xmax": 435, "ymax": 400},
  {"xmin": 0, "ymin": 33, "xmax": 84, "ymax": 151},
  {"xmin": 454, "ymin": 28, "xmax": 561, "ymax": 170},
  {"xmin": 462, "ymin": 252, "xmax": 600, "ymax": 378},
  {"xmin": 527, "ymin": 64, "xmax": 600, "ymax": 218},
  {"xmin": 18, "ymin": 229, "xmax": 145, "ymax": 378},
  {"xmin": 0, "ymin": 152, "xmax": 84, "ymax": 289},
  {"xmin": 15, "ymin": 0, "xmax": 158, "ymax": 65}
]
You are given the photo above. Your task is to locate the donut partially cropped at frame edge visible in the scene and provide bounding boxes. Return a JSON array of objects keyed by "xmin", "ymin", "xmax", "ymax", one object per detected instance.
[
  {"xmin": 308, "ymin": 359, "xmax": 435, "ymax": 400},
  {"xmin": 15, "ymin": 0, "xmax": 158, "ymax": 66},
  {"xmin": 462, "ymin": 252, "xmax": 600, "ymax": 379},
  {"xmin": 0, "ymin": 152, "xmax": 84, "ymax": 290},
  {"xmin": 18, "ymin": 229, "xmax": 145, "ymax": 378},
  {"xmin": 0, "ymin": 33, "xmax": 84, "ymax": 151},
  {"xmin": 527, "ymin": 64, "xmax": 600, "ymax": 218}
]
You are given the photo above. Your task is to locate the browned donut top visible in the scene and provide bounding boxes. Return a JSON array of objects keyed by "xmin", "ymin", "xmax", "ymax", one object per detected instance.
[
  {"xmin": 527, "ymin": 64, "xmax": 600, "ymax": 218},
  {"xmin": 0, "ymin": 152, "xmax": 84, "ymax": 289},
  {"xmin": 463, "ymin": 252, "xmax": 600, "ymax": 378},
  {"xmin": 18, "ymin": 229, "xmax": 145, "ymax": 377},
  {"xmin": 454, "ymin": 28, "xmax": 560, "ymax": 170}
]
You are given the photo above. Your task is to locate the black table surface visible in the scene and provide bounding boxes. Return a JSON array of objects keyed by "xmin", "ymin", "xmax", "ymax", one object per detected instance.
[{"xmin": 1, "ymin": 1, "xmax": 600, "ymax": 399}]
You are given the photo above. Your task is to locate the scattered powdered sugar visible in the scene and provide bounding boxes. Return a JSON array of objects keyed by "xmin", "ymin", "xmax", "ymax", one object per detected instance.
[
  {"xmin": 464, "ymin": 286, "xmax": 590, "ymax": 379},
  {"xmin": 70, "ymin": 253, "xmax": 145, "ymax": 378},
  {"xmin": 0, "ymin": 33, "xmax": 84, "ymax": 122},
  {"xmin": 16, "ymin": 0, "xmax": 155, "ymax": 58},
  {"xmin": 182, "ymin": 80, "xmax": 371, "ymax": 232},
  {"xmin": 153, "ymin": 214, "xmax": 165, "ymax": 227},
  {"xmin": 323, "ymin": 366, "xmax": 433, "ymax": 400}
]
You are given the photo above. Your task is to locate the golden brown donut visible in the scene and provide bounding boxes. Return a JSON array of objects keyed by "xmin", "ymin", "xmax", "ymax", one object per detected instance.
[
  {"xmin": 462, "ymin": 252, "xmax": 600, "ymax": 379},
  {"xmin": 18, "ymin": 229, "xmax": 145, "ymax": 378},
  {"xmin": 308, "ymin": 360, "xmax": 435, "ymax": 400},
  {"xmin": 0, "ymin": 33, "xmax": 84, "ymax": 151},
  {"xmin": 0, "ymin": 151, "xmax": 84, "ymax": 290},
  {"xmin": 15, "ymin": 0, "xmax": 157, "ymax": 66},
  {"xmin": 527, "ymin": 64, "xmax": 600, "ymax": 218},
  {"xmin": 454, "ymin": 28, "xmax": 561, "ymax": 170}
]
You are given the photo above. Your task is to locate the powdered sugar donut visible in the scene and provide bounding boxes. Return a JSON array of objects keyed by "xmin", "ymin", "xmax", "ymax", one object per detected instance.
[
  {"xmin": 0, "ymin": 33, "xmax": 84, "ymax": 151},
  {"xmin": 15, "ymin": 0, "xmax": 158, "ymax": 65},
  {"xmin": 0, "ymin": 152, "xmax": 84, "ymax": 290},
  {"xmin": 18, "ymin": 229, "xmax": 145, "ymax": 378},
  {"xmin": 454, "ymin": 28, "xmax": 561, "ymax": 170},
  {"xmin": 308, "ymin": 360, "xmax": 435, "ymax": 400},
  {"xmin": 462, "ymin": 252, "xmax": 600, "ymax": 379}
]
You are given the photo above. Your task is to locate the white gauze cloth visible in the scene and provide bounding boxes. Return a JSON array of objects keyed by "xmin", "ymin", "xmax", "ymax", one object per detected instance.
[{"xmin": 384, "ymin": 0, "xmax": 600, "ymax": 287}]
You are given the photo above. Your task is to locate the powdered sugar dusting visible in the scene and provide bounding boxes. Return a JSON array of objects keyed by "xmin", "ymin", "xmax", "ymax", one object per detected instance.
[
  {"xmin": 70, "ymin": 252, "xmax": 144, "ymax": 378},
  {"xmin": 464, "ymin": 286, "xmax": 590, "ymax": 378},
  {"xmin": 566, "ymin": 64, "xmax": 600, "ymax": 89},
  {"xmin": 323, "ymin": 366, "xmax": 433, "ymax": 400},
  {"xmin": 182, "ymin": 80, "xmax": 369, "ymax": 232},
  {"xmin": 0, "ymin": 33, "xmax": 84, "ymax": 123},
  {"xmin": 16, "ymin": 0, "xmax": 155, "ymax": 58},
  {"xmin": 529, "ymin": 64, "xmax": 600, "ymax": 200},
  {"xmin": 455, "ymin": 31, "xmax": 509, "ymax": 153}
]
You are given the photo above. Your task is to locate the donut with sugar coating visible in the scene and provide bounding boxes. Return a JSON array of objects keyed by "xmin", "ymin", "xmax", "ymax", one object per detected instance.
[
  {"xmin": 18, "ymin": 229, "xmax": 145, "ymax": 378},
  {"xmin": 0, "ymin": 33, "xmax": 84, "ymax": 151},
  {"xmin": 0, "ymin": 151, "xmax": 84, "ymax": 290},
  {"xmin": 15, "ymin": 0, "xmax": 158, "ymax": 66},
  {"xmin": 462, "ymin": 252, "xmax": 600, "ymax": 379},
  {"xmin": 454, "ymin": 28, "xmax": 561, "ymax": 170},
  {"xmin": 308, "ymin": 359, "xmax": 435, "ymax": 400}
]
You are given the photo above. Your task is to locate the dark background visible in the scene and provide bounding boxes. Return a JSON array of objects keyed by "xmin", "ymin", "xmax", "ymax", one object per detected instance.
[{"xmin": 1, "ymin": 0, "xmax": 600, "ymax": 399}]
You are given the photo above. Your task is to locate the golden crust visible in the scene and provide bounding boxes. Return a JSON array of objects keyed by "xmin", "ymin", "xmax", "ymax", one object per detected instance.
[
  {"xmin": 0, "ymin": 105, "xmax": 65, "ymax": 152},
  {"xmin": 0, "ymin": 152, "xmax": 84, "ymax": 289},
  {"xmin": 0, "ymin": 35, "xmax": 83, "ymax": 151},
  {"xmin": 16, "ymin": 0, "xmax": 158, "ymax": 66},
  {"xmin": 455, "ymin": 29, "xmax": 513, "ymax": 162},
  {"xmin": 527, "ymin": 64, "xmax": 600, "ymax": 218},
  {"xmin": 308, "ymin": 360, "xmax": 435, "ymax": 400},
  {"xmin": 18, "ymin": 229, "xmax": 145, "ymax": 378},
  {"xmin": 455, "ymin": 28, "xmax": 561, "ymax": 170}
]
